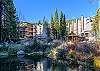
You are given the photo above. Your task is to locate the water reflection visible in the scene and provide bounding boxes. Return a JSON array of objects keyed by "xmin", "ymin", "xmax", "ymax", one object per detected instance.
[{"xmin": 0, "ymin": 56, "xmax": 95, "ymax": 71}]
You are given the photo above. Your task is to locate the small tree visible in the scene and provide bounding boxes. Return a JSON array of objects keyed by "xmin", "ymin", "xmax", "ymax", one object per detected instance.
[
  {"xmin": 50, "ymin": 14, "xmax": 55, "ymax": 39},
  {"xmin": 92, "ymin": 8, "xmax": 100, "ymax": 40},
  {"xmin": 60, "ymin": 11, "xmax": 66, "ymax": 40},
  {"xmin": 54, "ymin": 8, "xmax": 59, "ymax": 39},
  {"xmin": 60, "ymin": 11, "xmax": 63, "ymax": 40}
]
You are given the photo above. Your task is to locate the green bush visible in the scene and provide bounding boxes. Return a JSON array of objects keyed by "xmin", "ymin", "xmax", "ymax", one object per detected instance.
[
  {"xmin": 0, "ymin": 39, "xmax": 50, "ymax": 55},
  {"xmin": 8, "ymin": 44, "xmax": 25, "ymax": 55},
  {"xmin": 0, "ymin": 45, "xmax": 9, "ymax": 52},
  {"xmin": 24, "ymin": 45, "xmax": 33, "ymax": 53}
]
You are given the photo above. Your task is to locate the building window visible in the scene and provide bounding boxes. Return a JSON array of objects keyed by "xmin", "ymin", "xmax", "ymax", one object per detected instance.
[
  {"xmin": 85, "ymin": 33, "xmax": 89, "ymax": 37},
  {"xmin": 81, "ymin": 33, "xmax": 84, "ymax": 37}
]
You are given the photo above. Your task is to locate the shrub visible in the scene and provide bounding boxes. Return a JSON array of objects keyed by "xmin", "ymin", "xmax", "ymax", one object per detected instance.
[
  {"xmin": 8, "ymin": 44, "xmax": 25, "ymax": 55},
  {"xmin": 0, "ymin": 44, "xmax": 9, "ymax": 52}
]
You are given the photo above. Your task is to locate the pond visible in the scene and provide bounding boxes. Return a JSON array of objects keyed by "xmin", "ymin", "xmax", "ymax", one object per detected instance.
[{"xmin": 0, "ymin": 56, "xmax": 96, "ymax": 71}]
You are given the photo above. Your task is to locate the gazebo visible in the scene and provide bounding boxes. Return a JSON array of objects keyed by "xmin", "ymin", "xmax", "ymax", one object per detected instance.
[{"xmin": 67, "ymin": 32, "xmax": 79, "ymax": 43}]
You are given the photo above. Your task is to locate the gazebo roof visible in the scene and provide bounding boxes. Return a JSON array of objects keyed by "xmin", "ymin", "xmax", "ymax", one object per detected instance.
[
  {"xmin": 69, "ymin": 32, "xmax": 76, "ymax": 35},
  {"xmin": 67, "ymin": 32, "xmax": 78, "ymax": 37}
]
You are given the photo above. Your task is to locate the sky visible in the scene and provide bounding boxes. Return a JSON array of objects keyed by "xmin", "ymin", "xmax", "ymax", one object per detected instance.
[{"xmin": 13, "ymin": 0, "xmax": 98, "ymax": 23}]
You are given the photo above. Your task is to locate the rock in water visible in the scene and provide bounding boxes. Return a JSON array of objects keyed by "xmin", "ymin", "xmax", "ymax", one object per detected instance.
[{"xmin": 17, "ymin": 50, "xmax": 25, "ymax": 58}]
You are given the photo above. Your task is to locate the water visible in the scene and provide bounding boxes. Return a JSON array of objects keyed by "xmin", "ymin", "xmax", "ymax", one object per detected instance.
[{"xmin": 0, "ymin": 56, "xmax": 96, "ymax": 71}]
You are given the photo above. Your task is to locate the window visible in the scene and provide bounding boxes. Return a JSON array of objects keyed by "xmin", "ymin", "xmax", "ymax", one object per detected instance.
[
  {"xmin": 81, "ymin": 33, "xmax": 84, "ymax": 37},
  {"xmin": 85, "ymin": 33, "xmax": 89, "ymax": 37}
]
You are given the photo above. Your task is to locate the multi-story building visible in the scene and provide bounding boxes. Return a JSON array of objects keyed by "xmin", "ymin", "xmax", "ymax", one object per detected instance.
[
  {"xmin": 33, "ymin": 24, "xmax": 44, "ymax": 38},
  {"xmin": 67, "ymin": 16, "xmax": 94, "ymax": 41},
  {"xmin": 77, "ymin": 19, "xmax": 82, "ymax": 35},
  {"xmin": 67, "ymin": 19, "xmax": 76, "ymax": 34},
  {"xmin": 83, "ymin": 17, "xmax": 93, "ymax": 37},
  {"xmin": 25, "ymin": 23, "xmax": 33, "ymax": 39},
  {"xmin": 33, "ymin": 24, "xmax": 37, "ymax": 37},
  {"xmin": 74, "ymin": 19, "xmax": 78, "ymax": 35},
  {"xmin": 18, "ymin": 22, "xmax": 45, "ymax": 39},
  {"xmin": 18, "ymin": 22, "xmax": 33, "ymax": 39}
]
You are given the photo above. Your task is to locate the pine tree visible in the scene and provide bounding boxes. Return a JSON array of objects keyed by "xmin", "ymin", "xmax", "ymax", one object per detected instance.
[
  {"xmin": 0, "ymin": 0, "xmax": 19, "ymax": 42},
  {"xmin": 60, "ymin": 11, "xmax": 66, "ymax": 40},
  {"xmin": 50, "ymin": 14, "xmax": 54, "ymax": 39},
  {"xmin": 60, "ymin": 11, "xmax": 63, "ymax": 39},
  {"xmin": 38, "ymin": 20, "xmax": 41, "ymax": 25},
  {"xmin": 96, "ymin": 8, "xmax": 100, "ymax": 39},
  {"xmin": 54, "ymin": 8, "xmax": 59, "ymax": 39},
  {"xmin": 92, "ymin": 17, "xmax": 98, "ymax": 37},
  {"xmin": 63, "ymin": 14, "xmax": 67, "ymax": 40},
  {"xmin": 46, "ymin": 24, "xmax": 50, "ymax": 42},
  {"xmin": 43, "ymin": 16, "xmax": 47, "ymax": 31},
  {"xmin": 92, "ymin": 8, "xmax": 100, "ymax": 39},
  {"xmin": 43, "ymin": 17, "xmax": 50, "ymax": 41}
]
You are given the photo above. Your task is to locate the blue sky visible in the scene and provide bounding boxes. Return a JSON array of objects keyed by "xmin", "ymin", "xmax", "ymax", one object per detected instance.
[{"xmin": 14, "ymin": 0, "xmax": 98, "ymax": 22}]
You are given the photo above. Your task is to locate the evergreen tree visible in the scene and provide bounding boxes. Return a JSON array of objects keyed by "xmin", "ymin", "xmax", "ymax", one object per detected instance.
[
  {"xmin": 54, "ymin": 8, "xmax": 59, "ymax": 39},
  {"xmin": 92, "ymin": 8, "xmax": 100, "ymax": 39},
  {"xmin": 43, "ymin": 17, "xmax": 50, "ymax": 41},
  {"xmin": 38, "ymin": 20, "xmax": 41, "ymax": 25},
  {"xmin": 96, "ymin": 8, "xmax": 100, "ymax": 39},
  {"xmin": 0, "ymin": 0, "xmax": 19, "ymax": 42},
  {"xmin": 46, "ymin": 24, "xmax": 50, "ymax": 42},
  {"xmin": 60, "ymin": 11, "xmax": 63, "ymax": 39},
  {"xmin": 43, "ymin": 16, "xmax": 47, "ymax": 31},
  {"xmin": 60, "ymin": 11, "xmax": 66, "ymax": 40},
  {"xmin": 50, "ymin": 14, "xmax": 54, "ymax": 39},
  {"xmin": 91, "ymin": 17, "xmax": 98, "ymax": 37},
  {"xmin": 63, "ymin": 14, "xmax": 66, "ymax": 40}
]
